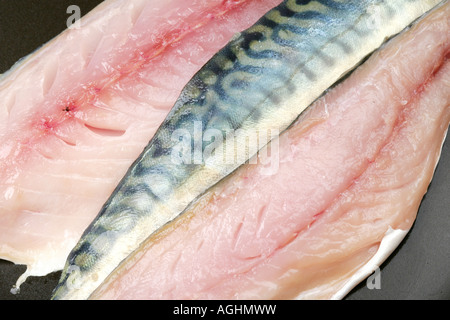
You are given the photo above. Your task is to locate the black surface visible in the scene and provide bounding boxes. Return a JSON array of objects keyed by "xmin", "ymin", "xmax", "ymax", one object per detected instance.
[{"xmin": 0, "ymin": 1, "xmax": 449, "ymax": 300}]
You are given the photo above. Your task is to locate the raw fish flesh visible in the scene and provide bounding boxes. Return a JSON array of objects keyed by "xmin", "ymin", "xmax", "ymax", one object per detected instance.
[
  {"xmin": 0, "ymin": 0, "xmax": 283, "ymax": 290},
  {"xmin": 1, "ymin": 0, "xmax": 448, "ymax": 300},
  {"xmin": 52, "ymin": 0, "xmax": 445, "ymax": 300},
  {"xmin": 90, "ymin": 2, "xmax": 450, "ymax": 299}
]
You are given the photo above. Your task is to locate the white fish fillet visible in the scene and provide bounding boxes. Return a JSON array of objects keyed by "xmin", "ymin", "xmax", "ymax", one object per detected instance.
[
  {"xmin": 0, "ymin": 0, "xmax": 283, "ymax": 289},
  {"xmin": 0, "ymin": 0, "xmax": 448, "ymax": 299}
]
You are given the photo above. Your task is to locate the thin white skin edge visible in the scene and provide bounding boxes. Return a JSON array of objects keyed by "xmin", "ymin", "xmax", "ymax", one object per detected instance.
[
  {"xmin": 332, "ymin": 129, "xmax": 449, "ymax": 300},
  {"xmin": 330, "ymin": 227, "xmax": 409, "ymax": 300},
  {"xmin": 295, "ymin": 128, "xmax": 449, "ymax": 300},
  {"xmin": 291, "ymin": 228, "xmax": 408, "ymax": 300}
]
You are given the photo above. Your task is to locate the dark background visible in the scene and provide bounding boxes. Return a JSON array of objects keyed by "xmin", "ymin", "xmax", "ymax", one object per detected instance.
[{"xmin": 0, "ymin": 0, "xmax": 449, "ymax": 300}]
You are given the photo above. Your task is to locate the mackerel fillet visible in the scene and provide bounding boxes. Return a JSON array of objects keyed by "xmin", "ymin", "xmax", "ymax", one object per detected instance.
[
  {"xmin": 0, "ymin": 0, "xmax": 282, "ymax": 290},
  {"xmin": 52, "ymin": 0, "xmax": 444, "ymax": 299},
  {"xmin": 91, "ymin": 2, "xmax": 450, "ymax": 299}
]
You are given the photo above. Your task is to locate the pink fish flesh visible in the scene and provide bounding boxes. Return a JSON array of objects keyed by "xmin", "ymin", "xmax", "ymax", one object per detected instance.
[
  {"xmin": 0, "ymin": 0, "xmax": 283, "ymax": 289},
  {"xmin": 0, "ymin": 0, "xmax": 448, "ymax": 300},
  {"xmin": 90, "ymin": 2, "xmax": 450, "ymax": 300}
]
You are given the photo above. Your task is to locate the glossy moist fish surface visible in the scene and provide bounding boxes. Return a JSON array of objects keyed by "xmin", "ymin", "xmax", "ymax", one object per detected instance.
[
  {"xmin": 52, "ymin": 0, "xmax": 444, "ymax": 299},
  {"xmin": 91, "ymin": 2, "xmax": 450, "ymax": 299},
  {"xmin": 0, "ymin": 0, "xmax": 283, "ymax": 290}
]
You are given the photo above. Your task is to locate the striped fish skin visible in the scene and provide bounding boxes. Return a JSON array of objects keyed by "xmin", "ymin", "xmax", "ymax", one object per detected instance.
[{"xmin": 52, "ymin": 0, "xmax": 444, "ymax": 300}]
